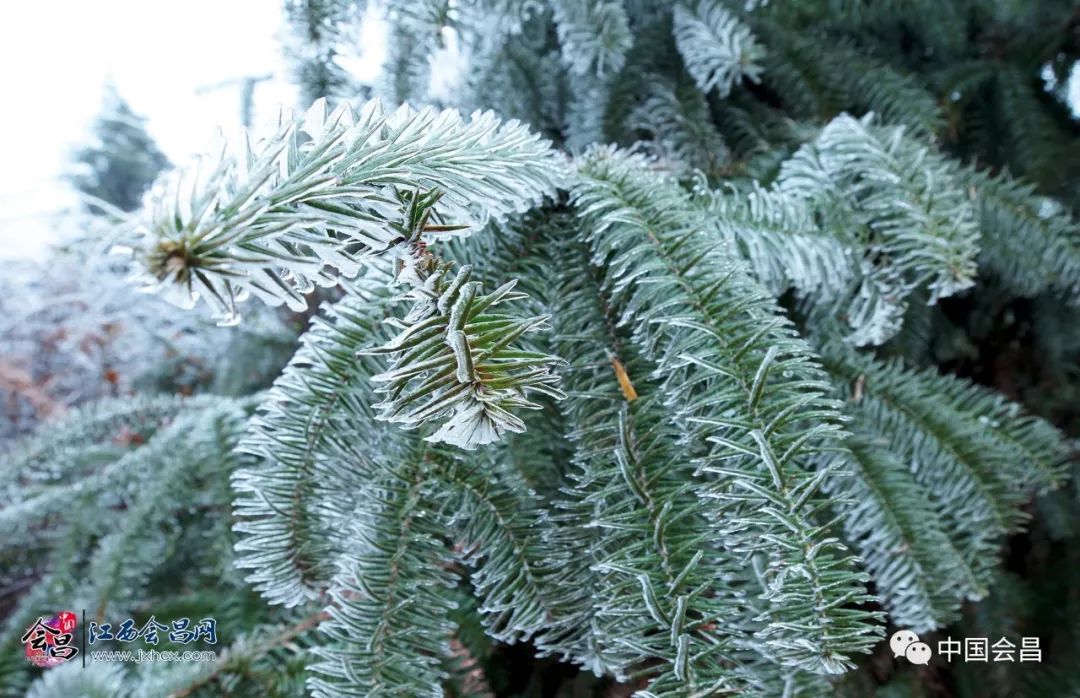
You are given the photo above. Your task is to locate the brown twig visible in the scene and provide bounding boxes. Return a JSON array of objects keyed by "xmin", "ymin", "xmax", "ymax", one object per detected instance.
[{"xmin": 0, "ymin": 360, "xmax": 64, "ymax": 419}]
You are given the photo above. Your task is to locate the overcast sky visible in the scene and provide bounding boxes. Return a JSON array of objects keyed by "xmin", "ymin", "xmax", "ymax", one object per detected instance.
[{"xmin": 0, "ymin": 1, "xmax": 385, "ymax": 261}]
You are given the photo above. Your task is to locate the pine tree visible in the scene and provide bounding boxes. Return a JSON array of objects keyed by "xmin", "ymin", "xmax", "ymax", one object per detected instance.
[
  {"xmin": 5, "ymin": 1, "xmax": 1080, "ymax": 696},
  {"xmin": 67, "ymin": 85, "xmax": 171, "ymax": 214}
]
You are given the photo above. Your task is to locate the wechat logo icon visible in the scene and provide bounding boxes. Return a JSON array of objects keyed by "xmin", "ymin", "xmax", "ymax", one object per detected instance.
[{"xmin": 891, "ymin": 629, "xmax": 933, "ymax": 665}]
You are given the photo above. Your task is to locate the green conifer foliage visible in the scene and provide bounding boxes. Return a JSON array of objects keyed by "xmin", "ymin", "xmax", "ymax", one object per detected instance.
[
  {"xmin": 6, "ymin": 1, "xmax": 1080, "ymax": 696},
  {"xmin": 67, "ymin": 85, "xmax": 171, "ymax": 214}
]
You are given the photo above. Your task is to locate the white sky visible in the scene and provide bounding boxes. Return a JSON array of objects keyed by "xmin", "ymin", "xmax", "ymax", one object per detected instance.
[{"xmin": 0, "ymin": 1, "xmax": 384, "ymax": 262}]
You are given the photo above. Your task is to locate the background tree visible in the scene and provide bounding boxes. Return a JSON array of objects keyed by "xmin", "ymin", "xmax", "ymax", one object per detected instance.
[{"xmin": 66, "ymin": 84, "xmax": 171, "ymax": 214}]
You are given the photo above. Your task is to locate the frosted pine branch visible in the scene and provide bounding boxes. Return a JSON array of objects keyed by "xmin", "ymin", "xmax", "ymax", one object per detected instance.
[
  {"xmin": 134, "ymin": 98, "xmax": 565, "ymax": 323},
  {"xmin": 674, "ymin": 1, "xmax": 765, "ymax": 97}
]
